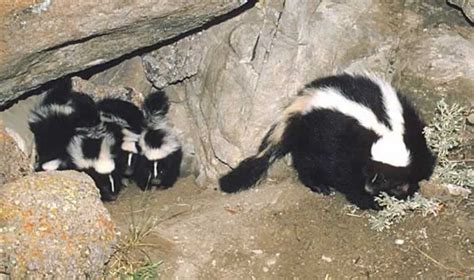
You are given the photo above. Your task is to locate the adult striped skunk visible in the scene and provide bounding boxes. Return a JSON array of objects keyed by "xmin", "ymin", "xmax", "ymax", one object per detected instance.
[
  {"xmin": 133, "ymin": 91, "xmax": 182, "ymax": 190},
  {"xmin": 97, "ymin": 98, "xmax": 144, "ymax": 177},
  {"xmin": 29, "ymin": 79, "xmax": 100, "ymax": 172},
  {"xmin": 219, "ymin": 73, "xmax": 436, "ymax": 209}
]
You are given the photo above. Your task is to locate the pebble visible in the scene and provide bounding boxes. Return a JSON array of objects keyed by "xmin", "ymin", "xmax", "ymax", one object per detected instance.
[
  {"xmin": 467, "ymin": 114, "xmax": 474, "ymax": 125},
  {"xmin": 395, "ymin": 239, "xmax": 405, "ymax": 245},
  {"xmin": 321, "ymin": 255, "xmax": 333, "ymax": 262}
]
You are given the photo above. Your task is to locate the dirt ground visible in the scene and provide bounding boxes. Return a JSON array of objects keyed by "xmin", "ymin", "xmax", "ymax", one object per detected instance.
[{"xmin": 105, "ymin": 175, "xmax": 473, "ymax": 279}]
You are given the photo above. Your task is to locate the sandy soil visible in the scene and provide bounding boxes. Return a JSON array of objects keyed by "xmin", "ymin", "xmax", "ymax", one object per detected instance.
[{"xmin": 105, "ymin": 176, "xmax": 473, "ymax": 279}]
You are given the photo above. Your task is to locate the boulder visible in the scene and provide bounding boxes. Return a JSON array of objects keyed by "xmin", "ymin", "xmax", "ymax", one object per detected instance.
[
  {"xmin": 144, "ymin": 0, "xmax": 473, "ymax": 183},
  {"xmin": 145, "ymin": 0, "xmax": 406, "ymax": 181},
  {"xmin": 393, "ymin": 1, "xmax": 474, "ymax": 118},
  {"xmin": 0, "ymin": 171, "xmax": 117, "ymax": 279},
  {"xmin": 448, "ymin": 0, "xmax": 474, "ymax": 22},
  {"xmin": 0, "ymin": 121, "xmax": 31, "ymax": 185},
  {"xmin": 89, "ymin": 56, "xmax": 153, "ymax": 96},
  {"xmin": 0, "ymin": 0, "xmax": 249, "ymax": 106}
]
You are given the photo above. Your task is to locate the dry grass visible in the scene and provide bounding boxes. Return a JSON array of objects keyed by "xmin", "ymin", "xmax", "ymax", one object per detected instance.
[{"xmin": 104, "ymin": 194, "xmax": 161, "ymax": 279}]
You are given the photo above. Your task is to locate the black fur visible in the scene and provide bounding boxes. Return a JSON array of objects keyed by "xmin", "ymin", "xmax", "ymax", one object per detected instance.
[
  {"xmin": 97, "ymin": 98, "xmax": 145, "ymax": 176},
  {"xmin": 219, "ymin": 73, "xmax": 436, "ymax": 210},
  {"xmin": 143, "ymin": 90, "xmax": 170, "ymax": 117},
  {"xmin": 67, "ymin": 124, "xmax": 123, "ymax": 201},
  {"xmin": 29, "ymin": 79, "xmax": 99, "ymax": 171},
  {"xmin": 134, "ymin": 148, "xmax": 182, "ymax": 190},
  {"xmin": 97, "ymin": 98, "xmax": 144, "ymax": 135},
  {"xmin": 133, "ymin": 91, "xmax": 182, "ymax": 190}
]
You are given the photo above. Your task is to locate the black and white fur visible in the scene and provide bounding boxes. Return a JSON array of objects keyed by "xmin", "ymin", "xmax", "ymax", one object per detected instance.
[
  {"xmin": 29, "ymin": 79, "xmax": 125, "ymax": 201},
  {"xmin": 28, "ymin": 79, "xmax": 100, "ymax": 172},
  {"xmin": 133, "ymin": 91, "xmax": 182, "ymax": 190},
  {"xmin": 219, "ymin": 73, "xmax": 436, "ymax": 209},
  {"xmin": 97, "ymin": 98, "xmax": 144, "ymax": 177},
  {"xmin": 67, "ymin": 123, "xmax": 123, "ymax": 201}
]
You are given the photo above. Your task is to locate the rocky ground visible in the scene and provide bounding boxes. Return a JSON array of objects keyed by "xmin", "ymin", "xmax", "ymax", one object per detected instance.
[{"xmin": 106, "ymin": 176, "xmax": 473, "ymax": 279}]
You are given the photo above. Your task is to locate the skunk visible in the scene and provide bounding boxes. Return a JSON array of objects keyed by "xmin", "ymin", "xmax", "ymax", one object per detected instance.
[
  {"xmin": 219, "ymin": 73, "xmax": 436, "ymax": 209},
  {"xmin": 133, "ymin": 91, "xmax": 182, "ymax": 190},
  {"xmin": 67, "ymin": 123, "xmax": 123, "ymax": 201},
  {"xmin": 97, "ymin": 98, "xmax": 144, "ymax": 177},
  {"xmin": 29, "ymin": 79, "xmax": 99, "ymax": 172}
]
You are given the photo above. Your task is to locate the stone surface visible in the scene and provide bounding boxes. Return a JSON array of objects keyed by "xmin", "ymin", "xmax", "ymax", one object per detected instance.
[
  {"xmin": 0, "ymin": 0, "xmax": 248, "ymax": 105},
  {"xmin": 393, "ymin": 1, "xmax": 474, "ymax": 118},
  {"xmin": 448, "ymin": 0, "xmax": 474, "ymax": 22},
  {"xmin": 144, "ymin": 0, "xmax": 473, "ymax": 184},
  {"xmin": 0, "ymin": 94, "xmax": 43, "ymax": 160},
  {"xmin": 72, "ymin": 76, "xmax": 145, "ymax": 107},
  {"xmin": 143, "ymin": 36, "xmax": 204, "ymax": 89},
  {"xmin": 145, "ymin": 0, "xmax": 406, "ymax": 181},
  {"xmin": 0, "ymin": 121, "xmax": 31, "ymax": 185},
  {"xmin": 0, "ymin": 171, "xmax": 117, "ymax": 279},
  {"xmin": 89, "ymin": 56, "xmax": 153, "ymax": 96}
]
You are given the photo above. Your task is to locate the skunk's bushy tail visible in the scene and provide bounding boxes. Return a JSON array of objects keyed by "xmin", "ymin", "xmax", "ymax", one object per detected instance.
[
  {"xmin": 218, "ymin": 140, "xmax": 284, "ymax": 193},
  {"xmin": 144, "ymin": 90, "xmax": 169, "ymax": 117},
  {"xmin": 219, "ymin": 95, "xmax": 311, "ymax": 193}
]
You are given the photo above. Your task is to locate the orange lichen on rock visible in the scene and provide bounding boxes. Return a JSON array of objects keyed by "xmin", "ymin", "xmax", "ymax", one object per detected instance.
[{"xmin": 0, "ymin": 170, "xmax": 117, "ymax": 278}]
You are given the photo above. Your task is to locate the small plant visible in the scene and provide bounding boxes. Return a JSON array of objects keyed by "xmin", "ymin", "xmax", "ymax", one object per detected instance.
[
  {"xmin": 368, "ymin": 99, "xmax": 472, "ymax": 231},
  {"xmin": 424, "ymin": 99, "xmax": 473, "ymax": 188},
  {"xmin": 369, "ymin": 192, "xmax": 441, "ymax": 232},
  {"xmin": 105, "ymin": 193, "xmax": 162, "ymax": 279}
]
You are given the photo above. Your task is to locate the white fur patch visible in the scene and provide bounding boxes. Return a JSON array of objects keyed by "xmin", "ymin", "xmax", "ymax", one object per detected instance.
[
  {"xmin": 304, "ymin": 87, "xmax": 391, "ymax": 136},
  {"xmin": 67, "ymin": 133, "xmax": 116, "ymax": 174},
  {"xmin": 121, "ymin": 141, "xmax": 138, "ymax": 153},
  {"xmin": 121, "ymin": 129, "xmax": 140, "ymax": 153},
  {"xmin": 371, "ymin": 133, "xmax": 411, "ymax": 167},
  {"xmin": 41, "ymin": 159, "xmax": 63, "ymax": 171},
  {"xmin": 28, "ymin": 104, "xmax": 74, "ymax": 123},
  {"xmin": 139, "ymin": 128, "xmax": 180, "ymax": 161},
  {"xmin": 303, "ymin": 73, "xmax": 411, "ymax": 167}
]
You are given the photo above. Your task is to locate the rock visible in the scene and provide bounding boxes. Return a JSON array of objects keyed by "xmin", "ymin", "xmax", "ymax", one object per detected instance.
[
  {"xmin": 72, "ymin": 76, "xmax": 145, "ymax": 107},
  {"xmin": 89, "ymin": 56, "xmax": 153, "ymax": 96},
  {"xmin": 0, "ymin": 171, "xmax": 117, "ymax": 279},
  {"xmin": 448, "ymin": 0, "xmax": 474, "ymax": 22},
  {"xmin": 468, "ymin": 113, "xmax": 474, "ymax": 125},
  {"xmin": 145, "ymin": 0, "xmax": 406, "ymax": 181},
  {"xmin": 143, "ymin": 36, "xmax": 204, "ymax": 89},
  {"xmin": 0, "ymin": 0, "xmax": 249, "ymax": 105},
  {"xmin": 0, "ymin": 94, "xmax": 43, "ymax": 160},
  {"xmin": 420, "ymin": 180, "xmax": 472, "ymax": 199},
  {"xmin": 143, "ymin": 1, "xmax": 473, "ymax": 184},
  {"xmin": 0, "ymin": 121, "xmax": 31, "ymax": 185},
  {"xmin": 393, "ymin": 1, "xmax": 474, "ymax": 118}
]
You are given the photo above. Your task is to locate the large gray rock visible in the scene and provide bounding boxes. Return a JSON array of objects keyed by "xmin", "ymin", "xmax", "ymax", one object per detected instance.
[
  {"xmin": 0, "ymin": 171, "xmax": 117, "ymax": 279},
  {"xmin": 448, "ymin": 0, "xmax": 474, "ymax": 22},
  {"xmin": 0, "ymin": 0, "xmax": 248, "ymax": 106},
  {"xmin": 393, "ymin": 1, "xmax": 474, "ymax": 118},
  {"xmin": 89, "ymin": 56, "xmax": 153, "ymax": 96},
  {"xmin": 144, "ymin": 0, "xmax": 473, "ymax": 184},
  {"xmin": 145, "ymin": 0, "xmax": 406, "ymax": 181}
]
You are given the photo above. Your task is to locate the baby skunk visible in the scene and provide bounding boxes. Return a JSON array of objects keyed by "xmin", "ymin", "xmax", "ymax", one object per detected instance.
[
  {"xmin": 67, "ymin": 123, "xmax": 123, "ymax": 201},
  {"xmin": 97, "ymin": 98, "xmax": 144, "ymax": 177},
  {"xmin": 29, "ymin": 78, "xmax": 99, "ymax": 171},
  {"xmin": 134, "ymin": 91, "xmax": 182, "ymax": 190},
  {"xmin": 219, "ymin": 73, "xmax": 436, "ymax": 210}
]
